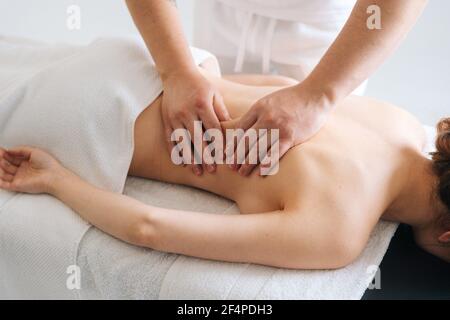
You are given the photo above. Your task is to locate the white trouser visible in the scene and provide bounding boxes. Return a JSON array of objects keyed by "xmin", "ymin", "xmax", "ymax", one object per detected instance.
[{"xmin": 193, "ymin": 0, "xmax": 367, "ymax": 95}]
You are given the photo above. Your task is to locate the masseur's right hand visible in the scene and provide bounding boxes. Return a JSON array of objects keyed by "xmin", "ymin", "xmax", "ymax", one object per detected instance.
[{"xmin": 161, "ymin": 69, "xmax": 230, "ymax": 176}]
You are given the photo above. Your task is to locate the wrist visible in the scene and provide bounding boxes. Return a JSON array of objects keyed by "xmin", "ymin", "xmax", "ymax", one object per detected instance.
[
  {"xmin": 160, "ymin": 64, "xmax": 199, "ymax": 84},
  {"xmin": 292, "ymin": 84, "xmax": 333, "ymax": 114},
  {"xmin": 296, "ymin": 76, "xmax": 342, "ymax": 112},
  {"xmin": 46, "ymin": 166, "xmax": 74, "ymax": 196}
]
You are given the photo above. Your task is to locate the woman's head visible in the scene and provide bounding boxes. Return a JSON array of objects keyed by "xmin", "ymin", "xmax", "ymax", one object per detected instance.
[{"xmin": 418, "ymin": 118, "xmax": 450, "ymax": 262}]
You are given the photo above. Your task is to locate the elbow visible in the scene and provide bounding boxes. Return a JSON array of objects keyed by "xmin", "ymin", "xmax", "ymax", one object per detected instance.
[
  {"xmin": 324, "ymin": 235, "xmax": 365, "ymax": 269},
  {"xmin": 285, "ymin": 234, "xmax": 364, "ymax": 270},
  {"xmin": 126, "ymin": 211, "xmax": 156, "ymax": 248}
]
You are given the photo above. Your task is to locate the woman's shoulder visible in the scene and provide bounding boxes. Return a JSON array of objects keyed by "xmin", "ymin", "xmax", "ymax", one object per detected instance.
[{"xmin": 344, "ymin": 95, "xmax": 426, "ymax": 151}]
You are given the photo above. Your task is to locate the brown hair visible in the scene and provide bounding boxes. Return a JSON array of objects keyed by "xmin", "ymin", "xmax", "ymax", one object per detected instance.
[{"xmin": 431, "ymin": 118, "xmax": 450, "ymax": 229}]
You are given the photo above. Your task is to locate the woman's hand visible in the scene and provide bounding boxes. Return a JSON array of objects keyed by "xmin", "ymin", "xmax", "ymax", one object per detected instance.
[
  {"xmin": 161, "ymin": 70, "xmax": 231, "ymax": 176},
  {"xmin": 0, "ymin": 146, "xmax": 65, "ymax": 194}
]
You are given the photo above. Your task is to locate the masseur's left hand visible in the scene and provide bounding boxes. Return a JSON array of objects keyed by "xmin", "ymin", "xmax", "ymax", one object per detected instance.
[{"xmin": 229, "ymin": 82, "xmax": 332, "ymax": 176}]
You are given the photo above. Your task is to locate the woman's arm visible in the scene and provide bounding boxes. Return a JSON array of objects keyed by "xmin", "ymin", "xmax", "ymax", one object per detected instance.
[
  {"xmin": 52, "ymin": 172, "xmax": 352, "ymax": 269},
  {"xmin": 0, "ymin": 147, "xmax": 357, "ymax": 269}
]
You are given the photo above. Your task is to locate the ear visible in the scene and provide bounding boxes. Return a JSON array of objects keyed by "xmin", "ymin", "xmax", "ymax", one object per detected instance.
[{"xmin": 438, "ymin": 231, "xmax": 450, "ymax": 243}]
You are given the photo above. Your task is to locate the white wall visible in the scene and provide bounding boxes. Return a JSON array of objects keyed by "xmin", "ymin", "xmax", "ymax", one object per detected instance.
[
  {"xmin": 366, "ymin": 0, "xmax": 450, "ymax": 125},
  {"xmin": 0, "ymin": 0, "xmax": 194, "ymax": 43},
  {"xmin": 0, "ymin": 0, "xmax": 448, "ymax": 125}
]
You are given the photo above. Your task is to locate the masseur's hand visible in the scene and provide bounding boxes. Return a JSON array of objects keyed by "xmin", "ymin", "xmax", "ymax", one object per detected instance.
[
  {"xmin": 0, "ymin": 146, "xmax": 65, "ymax": 194},
  {"xmin": 161, "ymin": 70, "xmax": 230, "ymax": 176},
  {"xmin": 229, "ymin": 83, "xmax": 332, "ymax": 176}
]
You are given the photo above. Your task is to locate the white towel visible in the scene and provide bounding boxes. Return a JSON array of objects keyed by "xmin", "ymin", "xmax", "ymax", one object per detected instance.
[
  {"xmin": 0, "ymin": 35, "xmax": 213, "ymax": 299},
  {"xmin": 75, "ymin": 178, "xmax": 398, "ymax": 300}
]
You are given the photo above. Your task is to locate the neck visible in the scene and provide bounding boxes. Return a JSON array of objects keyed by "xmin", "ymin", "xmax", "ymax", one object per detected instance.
[{"xmin": 387, "ymin": 154, "xmax": 438, "ymax": 229}]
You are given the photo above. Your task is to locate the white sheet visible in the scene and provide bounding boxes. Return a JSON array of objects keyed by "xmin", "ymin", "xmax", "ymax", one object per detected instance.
[{"xmin": 0, "ymin": 35, "xmax": 432, "ymax": 300}]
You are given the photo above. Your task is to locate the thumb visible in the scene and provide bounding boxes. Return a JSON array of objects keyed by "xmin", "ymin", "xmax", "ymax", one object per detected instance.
[
  {"xmin": 213, "ymin": 93, "xmax": 231, "ymax": 121},
  {"xmin": 220, "ymin": 117, "xmax": 240, "ymax": 131},
  {"xmin": 224, "ymin": 111, "xmax": 258, "ymax": 161},
  {"xmin": 234, "ymin": 108, "xmax": 258, "ymax": 131}
]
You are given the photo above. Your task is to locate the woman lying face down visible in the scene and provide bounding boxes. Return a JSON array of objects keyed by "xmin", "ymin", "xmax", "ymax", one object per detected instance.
[{"xmin": 0, "ymin": 71, "xmax": 449, "ymax": 269}]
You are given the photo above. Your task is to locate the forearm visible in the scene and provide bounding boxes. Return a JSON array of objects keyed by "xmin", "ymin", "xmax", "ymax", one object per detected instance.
[
  {"xmin": 303, "ymin": 0, "xmax": 427, "ymax": 106},
  {"xmin": 50, "ymin": 169, "xmax": 151, "ymax": 245},
  {"xmin": 126, "ymin": 0, "xmax": 196, "ymax": 78}
]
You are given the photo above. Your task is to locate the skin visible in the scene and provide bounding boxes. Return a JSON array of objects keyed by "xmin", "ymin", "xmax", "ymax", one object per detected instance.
[
  {"xmin": 126, "ymin": 0, "xmax": 428, "ymax": 176},
  {"xmin": 0, "ymin": 72, "xmax": 449, "ymax": 269}
]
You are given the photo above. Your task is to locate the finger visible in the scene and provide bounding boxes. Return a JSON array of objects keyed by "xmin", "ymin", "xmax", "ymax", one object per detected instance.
[
  {"xmin": 0, "ymin": 158, "xmax": 18, "ymax": 175},
  {"xmin": 164, "ymin": 124, "xmax": 179, "ymax": 163},
  {"xmin": 202, "ymin": 136, "xmax": 216, "ymax": 174},
  {"xmin": 0, "ymin": 148, "xmax": 17, "ymax": 166},
  {"xmin": 0, "ymin": 180, "xmax": 13, "ymax": 191},
  {"xmin": 212, "ymin": 93, "xmax": 231, "ymax": 121},
  {"xmin": 199, "ymin": 102, "xmax": 222, "ymax": 133},
  {"xmin": 224, "ymin": 130, "xmax": 240, "ymax": 170},
  {"xmin": 236, "ymin": 107, "xmax": 259, "ymax": 131},
  {"xmin": 259, "ymin": 141, "xmax": 290, "ymax": 177},
  {"xmin": 225, "ymin": 112, "xmax": 258, "ymax": 167},
  {"xmin": 184, "ymin": 134, "xmax": 203, "ymax": 176},
  {"xmin": 3, "ymin": 152, "xmax": 23, "ymax": 166},
  {"xmin": 188, "ymin": 143, "xmax": 203, "ymax": 176},
  {"xmin": 7, "ymin": 146, "xmax": 33, "ymax": 159},
  {"xmin": 0, "ymin": 168, "xmax": 14, "ymax": 183},
  {"xmin": 190, "ymin": 158, "xmax": 203, "ymax": 176},
  {"xmin": 198, "ymin": 110, "xmax": 222, "ymax": 174},
  {"xmin": 183, "ymin": 118, "xmax": 204, "ymax": 176},
  {"xmin": 186, "ymin": 117, "xmax": 213, "ymax": 173},
  {"xmin": 161, "ymin": 106, "xmax": 181, "ymax": 163},
  {"xmin": 161, "ymin": 104, "xmax": 182, "ymax": 157},
  {"xmin": 238, "ymin": 128, "xmax": 268, "ymax": 176},
  {"xmin": 235, "ymin": 124, "xmax": 260, "ymax": 171},
  {"xmin": 238, "ymin": 141, "xmax": 261, "ymax": 177},
  {"xmin": 202, "ymin": 129, "xmax": 218, "ymax": 174},
  {"xmin": 174, "ymin": 120, "xmax": 193, "ymax": 167}
]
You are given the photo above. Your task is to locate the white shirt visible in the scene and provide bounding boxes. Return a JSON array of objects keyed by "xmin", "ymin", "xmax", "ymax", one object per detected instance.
[{"xmin": 216, "ymin": 0, "xmax": 357, "ymax": 21}]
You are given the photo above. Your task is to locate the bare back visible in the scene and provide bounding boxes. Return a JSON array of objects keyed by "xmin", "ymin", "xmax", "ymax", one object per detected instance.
[{"xmin": 130, "ymin": 77, "xmax": 426, "ymax": 241}]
